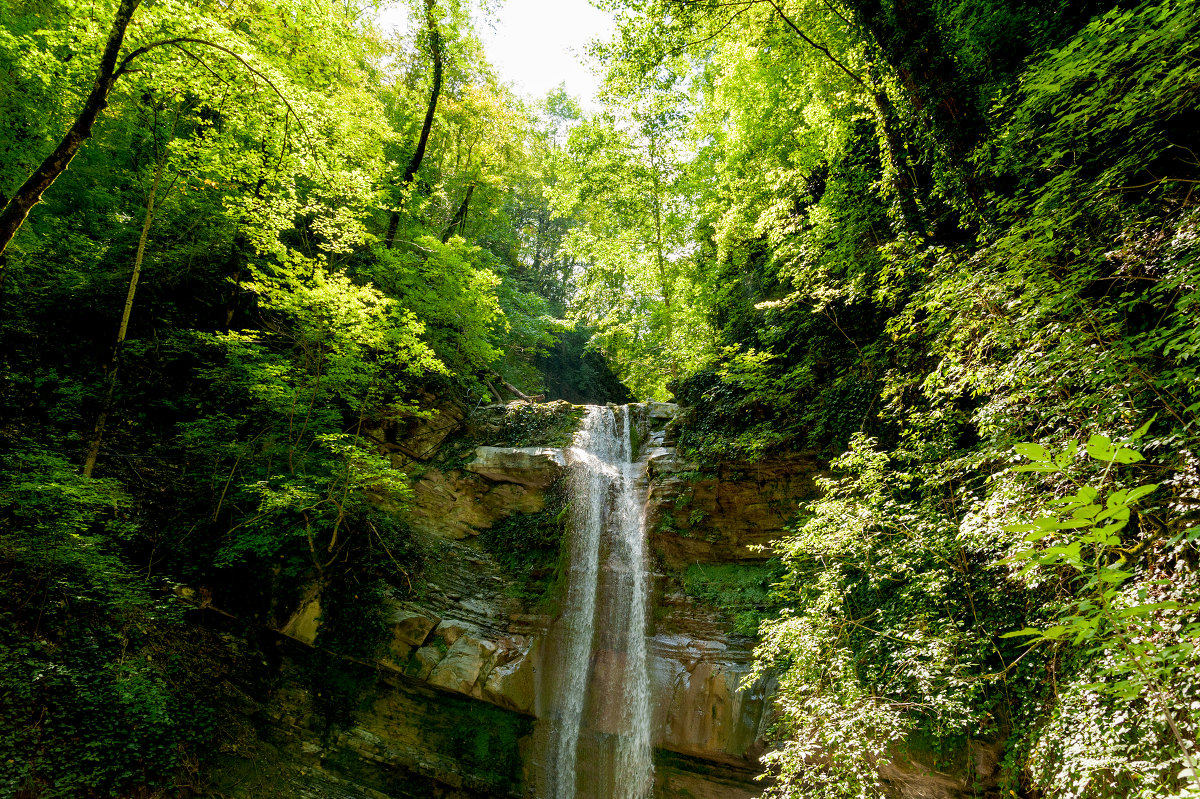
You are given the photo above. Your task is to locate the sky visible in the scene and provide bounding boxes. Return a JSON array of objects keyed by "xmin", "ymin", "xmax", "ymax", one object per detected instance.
[{"xmin": 376, "ymin": 0, "xmax": 616, "ymax": 108}]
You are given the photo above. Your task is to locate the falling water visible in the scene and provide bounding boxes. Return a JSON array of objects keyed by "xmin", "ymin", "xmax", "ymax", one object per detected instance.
[{"xmin": 547, "ymin": 405, "xmax": 653, "ymax": 799}]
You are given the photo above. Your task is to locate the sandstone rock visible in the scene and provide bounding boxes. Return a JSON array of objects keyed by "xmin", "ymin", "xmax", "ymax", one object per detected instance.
[
  {"xmin": 645, "ymin": 401, "xmax": 681, "ymax": 421},
  {"xmin": 379, "ymin": 642, "xmax": 413, "ymax": 672},
  {"xmin": 361, "ymin": 395, "xmax": 466, "ymax": 464},
  {"xmin": 465, "ymin": 446, "xmax": 566, "ymax": 488},
  {"xmin": 410, "ymin": 645, "xmax": 443, "ymax": 681},
  {"xmin": 878, "ymin": 736, "xmax": 1006, "ymax": 799},
  {"xmin": 434, "ymin": 619, "xmax": 477, "ymax": 645},
  {"xmin": 428, "ymin": 635, "xmax": 498, "ymax": 695},
  {"xmin": 384, "ymin": 602, "xmax": 441, "ymax": 647},
  {"xmin": 645, "ymin": 447, "xmax": 696, "ymax": 476},
  {"xmin": 280, "ymin": 591, "xmax": 321, "ymax": 645},
  {"xmin": 406, "ymin": 467, "xmax": 545, "ymax": 540},
  {"xmin": 480, "ymin": 640, "xmax": 537, "ymax": 714},
  {"xmin": 646, "ymin": 451, "xmax": 824, "ymax": 569}
]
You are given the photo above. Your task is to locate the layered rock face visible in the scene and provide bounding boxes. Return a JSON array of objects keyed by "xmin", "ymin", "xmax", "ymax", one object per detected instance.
[
  {"xmin": 252, "ymin": 401, "xmax": 806, "ymax": 798},
  {"xmin": 230, "ymin": 401, "xmax": 997, "ymax": 799}
]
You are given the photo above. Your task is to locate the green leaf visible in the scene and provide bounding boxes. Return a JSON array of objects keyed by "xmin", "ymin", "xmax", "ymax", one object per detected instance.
[
  {"xmin": 1058, "ymin": 440, "xmax": 1079, "ymax": 467},
  {"xmin": 1095, "ymin": 506, "xmax": 1131, "ymax": 524},
  {"xmin": 1085, "ymin": 434, "xmax": 1116, "ymax": 461},
  {"xmin": 1124, "ymin": 483, "xmax": 1157, "ymax": 503},
  {"xmin": 1098, "ymin": 568, "xmax": 1132, "ymax": 584},
  {"xmin": 1112, "ymin": 447, "xmax": 1144, "ymax": 464},
  {"xmin": 1002, "ymin": 628, "xmax": 1046, "ymax": 638},
  {"xmin": 1130, "ymin": 417, "xmax": 1155, "ymax": 440},
  {"xmin": 1014, "ymin": 442, "xmax": 1053, "ymax": 462},
  {"xmin": 1119, "ymin": 601, "xmax": 1180, "ymax": 617}
]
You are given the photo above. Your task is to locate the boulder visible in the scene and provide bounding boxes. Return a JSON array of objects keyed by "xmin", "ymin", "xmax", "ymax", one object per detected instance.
[
  {"xmin": 465, "ymin": 446, "xmax": 566, "ymax": 488},
  {"xmin": 280, "ymin": 591, "xmax": 321, "ymax": 645},
  {"xmin": 433, "ymin": 619, "xmax": 476, "ymax": 645},
  {"xmin": 645, "ymin": 401, "xmax": 680, "ymax": 422},
  {"xmin": 482, "ymin": 639, "xmax": 537, "ymax": 714},
  {"xmin": 410, "ymin": 645, "xmax": 444, "ymax": 681},
  {"xmin": 385, "ymin": 602, "xmax": 441, "ymax": 647},
  {"xmin": 428, "ymin": 635, "xmax": 498, "ymax": 695}
]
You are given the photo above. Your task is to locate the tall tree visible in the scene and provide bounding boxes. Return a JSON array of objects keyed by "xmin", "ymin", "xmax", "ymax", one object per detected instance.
[
  {"xmin": 384, "ymin": 0, "xmax": 445, "ymax": 249},
  {"xmin": 0, "ymin": 0, "xmax": 141, "ymax": 275}
]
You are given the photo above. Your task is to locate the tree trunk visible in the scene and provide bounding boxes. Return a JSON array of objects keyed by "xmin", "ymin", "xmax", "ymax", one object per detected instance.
[
  {"xmin": 441, "ymin": 181, "xmax": 475, "ymax": 242},
  {"xmin": 0, "ymin": 0, "xmax": 142, "ymax": 266},
  {"xmin": 82, "ymin": 151, "xmax": 165, "ymax": 477},
  {"xmin": 385, "ymin": 0, "xmax": 444, "ymax": 249},
  {"xmin": 867, "ymin": 69, "xmax": 923, "ymax": 234}
]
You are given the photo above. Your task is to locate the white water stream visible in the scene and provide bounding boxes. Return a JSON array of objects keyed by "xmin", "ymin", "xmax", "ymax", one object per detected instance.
[{"xmin": 547, "ymin": 405, "xmax": 653, "ymax": 799}]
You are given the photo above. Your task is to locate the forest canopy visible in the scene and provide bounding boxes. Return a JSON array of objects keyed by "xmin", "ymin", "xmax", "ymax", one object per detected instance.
[{"xmin": 1, "ymin": 0, "xmax": 1199, "ymax": 796}]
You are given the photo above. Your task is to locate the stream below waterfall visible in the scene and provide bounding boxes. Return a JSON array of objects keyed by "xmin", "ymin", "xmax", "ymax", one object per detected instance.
[{"xmin": 543, "ymin": 404, "xmax": 654, "ymax": 799}]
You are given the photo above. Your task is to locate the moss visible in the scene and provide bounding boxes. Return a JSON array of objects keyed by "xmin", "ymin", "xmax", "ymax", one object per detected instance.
[
  {"xmin": 424, "ymin": 402, "xmax": 584, "ymax": 472},
  {"xmin": 477, "ymin": 476, "xmax": 570, "ymax": 604},
  {"xmin": 451, "ymin": 696, "xmax": 532, "ymax": 792},
  {"xmin": 680, "ymin": 562, "xmax": 782, "ymax": 637},
  {"xmin": 488, "ymin": 402, "xmax": 585, "ymax": 448},
  {"xmin": 313, "ymin": 682, "xmax": 532, "ymax": 797}
]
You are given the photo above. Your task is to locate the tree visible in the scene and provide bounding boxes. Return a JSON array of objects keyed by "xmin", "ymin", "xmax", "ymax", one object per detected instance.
[
  {"xmin": 385, "ymin": 0, "xmax": 446, "ymax": 249},
  {"xmin": 0, "ymin": 0, "xmax": 141, "ymax": 275}
]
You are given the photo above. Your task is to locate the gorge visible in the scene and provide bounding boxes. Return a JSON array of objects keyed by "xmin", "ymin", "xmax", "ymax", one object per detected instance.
[
  {"xmin": 211, "ymin": 400, "xmax": 782, "ymax": 798},
  {"xmin": 181, "ymin": 400, "xmax": 1004, "ymax": 799},
  {"xmin": 2, "ymin": 1, "xmax": 1198, "ymax": 797}
]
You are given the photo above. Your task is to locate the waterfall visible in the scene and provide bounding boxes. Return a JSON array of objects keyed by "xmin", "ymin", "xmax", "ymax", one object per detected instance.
[{"xmin": 546, "ymin": 405, "xmax": 653, "ymax": 799}]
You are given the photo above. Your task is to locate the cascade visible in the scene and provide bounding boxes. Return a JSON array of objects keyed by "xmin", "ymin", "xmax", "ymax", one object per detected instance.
[{"xmin": 545, "ymin": 405, "xmax": 653, "ymax": 799}]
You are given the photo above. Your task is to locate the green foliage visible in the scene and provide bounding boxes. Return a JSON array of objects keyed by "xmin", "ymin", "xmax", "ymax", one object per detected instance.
[
  {"xmin": 0, "ymin": 0, "xmax": 606, "ymax": 791},
  {"xmin": 0, "ymin": 446, "xmax": 218, "ymax": 797},
  {"xmin": 486, "ymin": 402, "xmax": 585, "ymax": 448},
  {"xmin": 753, "ymin": 434, "xmax": 1002, "ymax": 798},
  {"xmin": 1001, "ymin": 431, "xmax": 1200, "ymax": 796},
  {"xmin": 5, "ymin": 0, "xmax": 1200, "ymax": 794},
  {"xmin": 478, "ymin": 478, "xmax": 570, "ymax": 603},
  {"xmin": 680, "ymin": 563, "xmax": 780, "ymax": 637},
  {"xmin": 580, "ymin": 3, "xmax": 1200, "ymax": 792}
]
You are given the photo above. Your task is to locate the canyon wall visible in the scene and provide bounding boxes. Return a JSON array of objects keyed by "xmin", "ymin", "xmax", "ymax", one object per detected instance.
[{"xmin": 204, "ymin": 401, "xmax": 999, "ymax": 798}]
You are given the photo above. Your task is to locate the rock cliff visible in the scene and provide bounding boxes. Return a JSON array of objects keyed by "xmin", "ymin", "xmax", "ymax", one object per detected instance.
[{"xmin": 205, "ymin": 401, "xmax": 999, "ymax": 799}]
